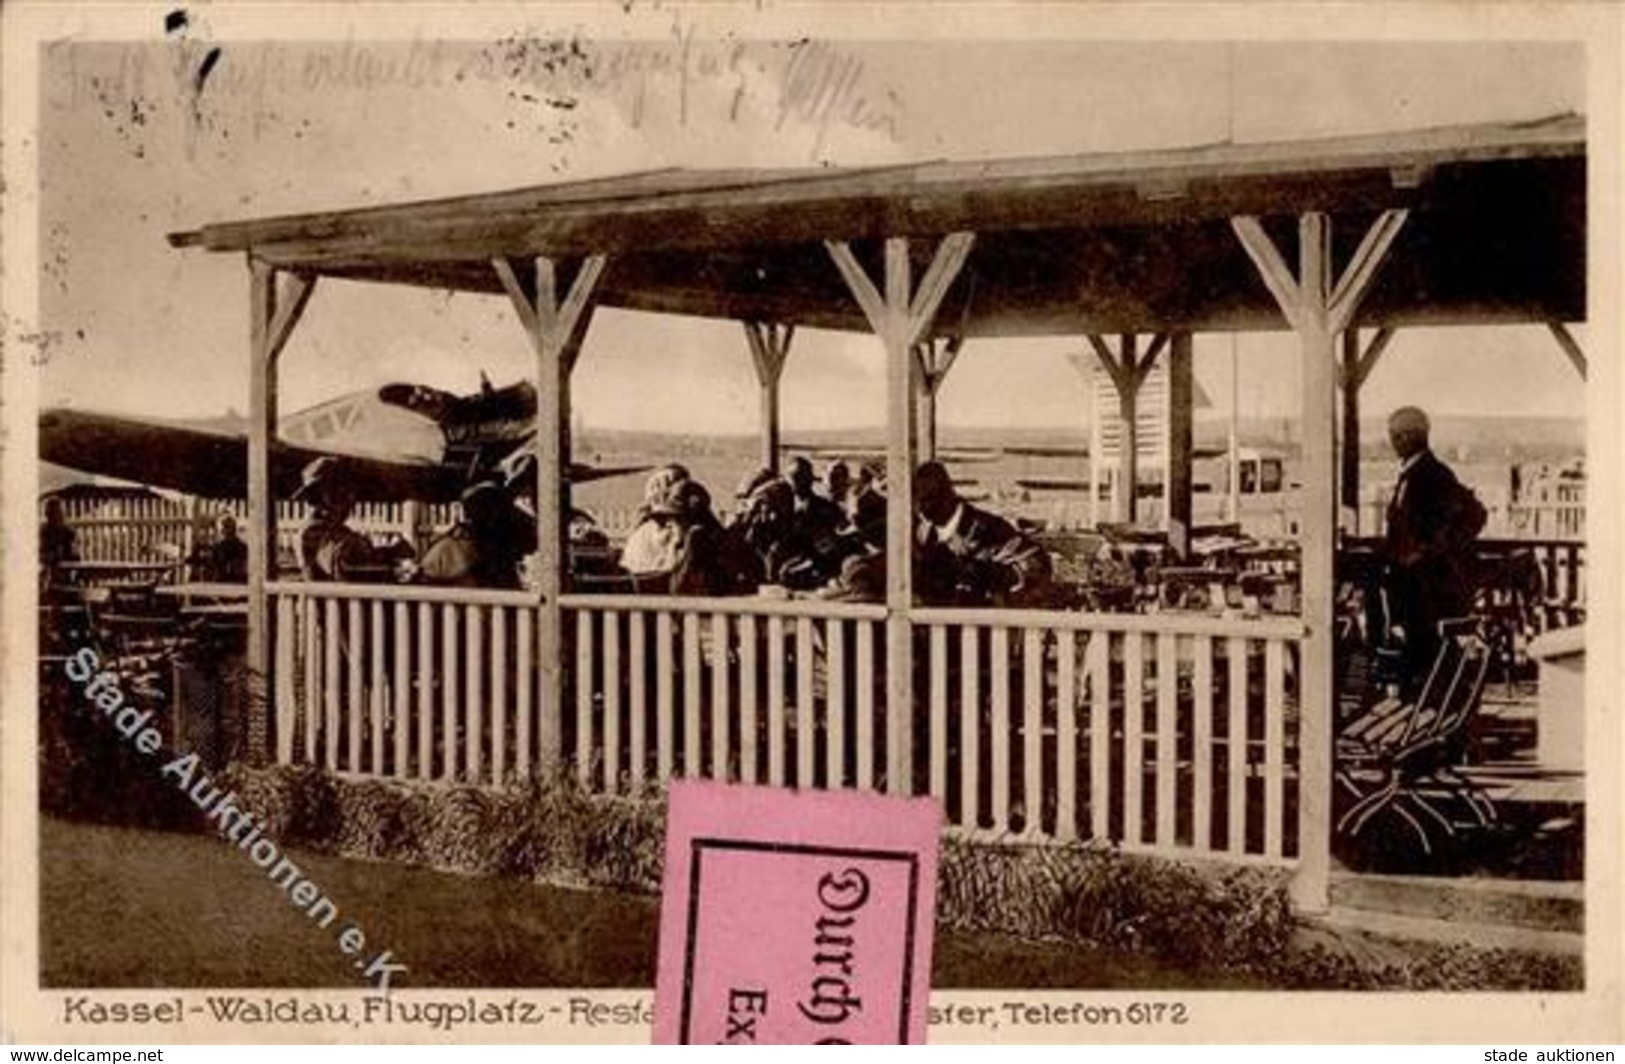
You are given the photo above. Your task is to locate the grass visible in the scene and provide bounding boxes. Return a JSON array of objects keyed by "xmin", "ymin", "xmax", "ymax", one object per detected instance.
[{"xmin": 40, "ymin": 817, "xmax": 1260, "ymax": 990}]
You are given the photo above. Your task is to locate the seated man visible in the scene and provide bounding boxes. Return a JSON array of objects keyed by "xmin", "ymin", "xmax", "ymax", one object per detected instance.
[
  {"xmin": 193, "ymin": 512, "xmax": 249, "ymax": 582},
  {"xmin": 913, "ymin": 460, "xmax": 1055, "ymax": 609},
  {"xmin": 670, "ymin": 480, "xmax": 761, "ymax": 596},
  {"xmin": 420, "ymin": 481, "xmax": 530, "ymax": 589},
  {"xmin": 787, "ymin": 456, "xmax": 845, "ymax": 541},
  {"xmin": 294, "ymin": 458, "xmax": 409, "ymax": 583}
]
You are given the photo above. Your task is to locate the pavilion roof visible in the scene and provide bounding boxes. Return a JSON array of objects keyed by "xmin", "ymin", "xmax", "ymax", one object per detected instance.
[{"xmin": 170, "ymin": 113, "xmax": 1585, "ymax": 336}]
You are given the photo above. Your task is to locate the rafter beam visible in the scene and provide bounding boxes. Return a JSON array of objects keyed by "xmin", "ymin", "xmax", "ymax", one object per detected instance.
[
  {"xmin": 907, "ymin": 232, "xmax": 976, "ymax": 344},
  {"xmin": 825, "ymin": 241, "xmax": 889, "ymax": 334},
  {"xmin": 1329, "ymin": 209, "xmax": 1408, "ymax": 332},
  {"xmin": 1548, "ymin": 321, "xmax": 1587, "ymax": 380},
  {"xmin": 265, "ymin": 271, "xmax": 316, "ymax": 363}
]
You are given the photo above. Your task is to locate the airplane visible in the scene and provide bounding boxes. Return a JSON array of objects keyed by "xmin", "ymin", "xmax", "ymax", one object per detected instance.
[{"xmin": 39, "ymin": 377, "xmax": 646, "ymax": 503}]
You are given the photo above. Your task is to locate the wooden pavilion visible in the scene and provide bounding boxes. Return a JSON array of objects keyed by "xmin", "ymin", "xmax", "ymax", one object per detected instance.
[{"xmin": 169, "ymin": 113, "xmax": 1587, "ymax": 911}]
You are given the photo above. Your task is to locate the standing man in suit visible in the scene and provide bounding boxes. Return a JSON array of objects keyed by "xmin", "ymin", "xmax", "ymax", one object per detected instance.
[{"xmin": 1382, "ymin": 406, "xmax": 1487, "ymax": 683}]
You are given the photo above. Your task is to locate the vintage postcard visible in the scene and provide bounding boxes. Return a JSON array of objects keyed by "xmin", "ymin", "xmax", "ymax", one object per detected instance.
[{"xmin": 2, "ymin": 0, "xmax": 1621, "ymax": 1046}]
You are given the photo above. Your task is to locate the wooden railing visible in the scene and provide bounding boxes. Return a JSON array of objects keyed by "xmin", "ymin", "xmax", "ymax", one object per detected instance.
[
  {"xmin": 258, "ymin": 584, "xmax": 1305, "ymax": 861},
  {"xmin": 558, "ymin": 594, "xmax": 889, "ymax": 795},
  {"xmin": 911, "ymin": 608, "xmax": 1304, "ymax": 861},
  {"xmin": 268, "ymin": 581, "xmax": 540, "ymax": 786}
]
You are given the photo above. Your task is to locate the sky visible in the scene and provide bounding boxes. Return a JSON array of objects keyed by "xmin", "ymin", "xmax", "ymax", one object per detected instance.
[{"xmin": 33, "ymin": 21, "xmax": 1588, "ymax": 435}]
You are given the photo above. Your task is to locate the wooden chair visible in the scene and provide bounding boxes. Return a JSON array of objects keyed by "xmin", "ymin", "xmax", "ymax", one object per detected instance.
[{"xmin": 1335, "ymin": 620, "xmax": 1495, "ymax": 856}]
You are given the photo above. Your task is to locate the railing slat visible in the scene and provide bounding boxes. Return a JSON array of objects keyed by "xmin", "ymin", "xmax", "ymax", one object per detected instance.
[
  {"xmin": 274, "ymin": 595, "xmax": 295, "ymax": 765},
  {"xmin": 928, "ymin": 624, "xmax": 947, "ymax": 801},
  {"xmin": 1227, "ymin": 635, "xmax": 1248, "ymax": 855},
  {"xmin": 604, "ymin": 610, "xmax": 621, "ymax": 794},
  {"xmin": 1088, "ymin": 632, "xmax": 1109, "ymax": 841},
  {"xmin": 416, "ymin": 602, "xmax": 433, "ymax": 778},
  {"xmin": 796, "ymin": 616, "xmax": 815, "ymax": 788},
  {"xmin": 1123, "ymin": 631, "xmax": 1144, "ymax": 846},
  {"xmin": 856, "ymin": 620, "xmax": 875, "ymax": 792},
  {"xmin": 826, "ymin": 620, "xmax": 846, "ymax": 790},
  {"xmin": 739, "ymin": 615, "xmax": 758, "ymax": 786},
  {"xmin": 1155, "ymin": 632, "xmax": 1177, "ymax": 848},
  {"xmin": 1193, "ymin": 634, "xmax": 1214, "ymax": 852},
  {"xmin": 1264, "ymin": 637, "xmax": 1286, "ymax": 859},
  {"xmin": 345, "ymin": 601, "xmax": 365, "ymax": 773},
  {"xmin": 1056, "ymin": 629, "xmax": 1077, "ymax": 842},
  {"xmin": 1023, "ymin": 627, "xmax": 1044, "ymax": 836},
  {"xmin": 441, "ymin": 603, "xmax": 459, "ymax": 782},
  {"xmin": 683, "ymin": 613, "xmax": 702, "ymax": 777},
  {"xmin": 576, "ymin": 609, "xmax": 594, "ymax": 788},
  {"xmin": 516, "ymin": 608, "xmax": 534, "ymax": 779},
  {"xmin": 656, "ymin": 612, "xmax": 675, "ymax": 780},
  {"xmin": 960, "ymin": 625, "xmax": 979, "ymax": 829},
  {"xmin": 629, "ymin": 611, "xmax": 647, "ymax": 788},
  {"xmin": 393, "ymin": 601, "xmax": 409, "ymax": 779},
  {"xmin": 711, "ymin": 613, "xmax": 731, "ymax": 781},
  {"xmin": 990, "ymin": 625, "xmax": 1010, "ymax": 833},
  {"xmin": 768, "ymin": 615, "xmax": 787, "ymax": 787},
  {"xmin": 303, "ymin": 595, "xmax": 319, "ymax": 764},
  {"xmin": 466, "ymin": 605, "xmax": 484, "ymax": 785},
  {"xmin": 369, "ymin": 600, "xmax": 385, "ymax": 775},
  {"xmin": 323, "ymin": 598, "xmax": 341, "ymax": 771},
  {"xmin": 491, "ymin": 607, "xmax": 508, "ymax": 788}
]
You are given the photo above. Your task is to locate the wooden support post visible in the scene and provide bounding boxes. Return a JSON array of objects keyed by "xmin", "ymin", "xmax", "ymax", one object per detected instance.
[
  {"xmin": 744, "ymin": 321, "xmax": 795, "ymax": 473},
  {"xmin": 246, "ymin": 261, "xmax": 315, "ymax": 765},
  {"xmin": 1232, "ymin": 208, "xmax": 1405, "ymax": 914},
  {"xmin": 1064, "ymin": 347, "xmax": 1099, "ymax": 527},
  {"xmin": 1340, "ymin": 330, "xmax": 1362, "ymax": 529},
  {"xmin": 1118, "ymin": 335, "xmax": 1140, "ymax": 523},
  {"xmin": 1167, "ymin": 332, "xmax": 1194, "ymax": 557},
  {"xmin": 1088, "ymin": 333, "xmax": 1166, "ymax": 525},
  {"xmin": 494, "ymin": 253, "xmax": 605, "ymax": 775},
  {"xmin": 828, "ymin": 233, "xmax": 974, "ymax": 795},
  {"xmin": 913, "ymin": 336, "xmax": 964, "ymax": 462},
  {"xmin": 1338, "ymin": 326, "xmax": 1393, "ymax": 534}
]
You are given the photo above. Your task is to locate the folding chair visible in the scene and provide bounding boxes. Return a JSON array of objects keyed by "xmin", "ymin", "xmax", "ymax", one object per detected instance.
[{"xmin": 1335, "ymin": 620, "xmax": 1495, "ymax": 857}]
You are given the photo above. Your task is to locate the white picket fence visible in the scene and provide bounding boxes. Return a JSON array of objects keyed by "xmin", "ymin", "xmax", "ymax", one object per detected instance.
[
  {"xmin": 266, "ymin": 585, "xmax": 1304, "ymax": 863},
  {"xmin": 271, "ymin": 583, "xmax": 542, "ymax": 785},
  {"xmin": 54, "ymin": 496, "xmax": 460, "ymax": 571}
]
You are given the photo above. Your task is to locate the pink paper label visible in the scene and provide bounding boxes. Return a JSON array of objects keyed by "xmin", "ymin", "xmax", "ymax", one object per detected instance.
[{"xmin": 654, "ymin": 780, "xmax": 940, "ymax": 1045}]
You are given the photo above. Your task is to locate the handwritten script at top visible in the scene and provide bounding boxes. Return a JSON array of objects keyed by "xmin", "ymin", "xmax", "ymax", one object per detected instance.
[{"xmin": 51, "ymin": 19, "xmax": 905, "ymax": 165}]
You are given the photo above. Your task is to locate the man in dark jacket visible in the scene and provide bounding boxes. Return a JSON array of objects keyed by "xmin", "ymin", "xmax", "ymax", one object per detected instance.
[
  {"xmin": 913, "ymin": 461, "xmax": 1054, "ymax": 608},
  {"xmin": 1382, "ymin": 406, "xmax": 1487, "ymax": 682}
]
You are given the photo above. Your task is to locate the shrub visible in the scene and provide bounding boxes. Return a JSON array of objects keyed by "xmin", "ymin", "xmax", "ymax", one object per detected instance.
[
  {"xmin": 938, "ymin": 835, "xmax": 1294, "ymax": 974},
  {"xmin": 196, "ymin": 765, "xmax": 1582, "ymax": 991}
]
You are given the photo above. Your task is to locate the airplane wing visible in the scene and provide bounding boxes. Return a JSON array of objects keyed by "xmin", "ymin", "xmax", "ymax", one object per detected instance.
[{"xmin": 40, "ymin": 408, "xmax": 642, "ymax": 503}]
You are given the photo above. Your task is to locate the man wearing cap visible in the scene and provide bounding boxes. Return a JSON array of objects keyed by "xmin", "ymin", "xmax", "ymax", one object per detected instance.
[
  {"xmin": 914, "ymin": 460, "xmax": 1054, "ymax": 608},
  {"xmin": 295, "ymin": 457, "xmax": 407, "ymax": 583},
  {"xmin": 1382, "ymin": 406, "xmax": 1487, "ymax": 681}
]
